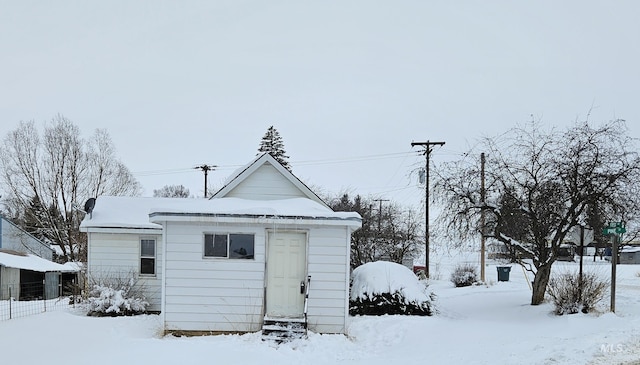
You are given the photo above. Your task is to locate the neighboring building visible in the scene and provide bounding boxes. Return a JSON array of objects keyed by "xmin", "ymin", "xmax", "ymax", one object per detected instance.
[
  {"xmin": 0, "ymin": 250, "xmax": 76, "ymax": 300},
  {"xmin": 0, "ymin": 216, "xmax": 53, "ymax": 260},
  {"xmin": 619, "ymin": 246, "xmax": 640, "ymax": 264},
  {"xmin": 0, "ymin": 217, "xmax": 78, "ymax": 301},
  {"xmin": 81, "ymin": 153, "xmax": 362, "ymax": 335}
]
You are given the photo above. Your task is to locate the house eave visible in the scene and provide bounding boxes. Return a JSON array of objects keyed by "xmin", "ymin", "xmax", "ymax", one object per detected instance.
[
  {"xmin": 149, "ymin": 212, "xmax": 362, "ymax": 228},
  {"xmin": 80, "ymin": 226, "xmax": 163, "ymax": 235}
]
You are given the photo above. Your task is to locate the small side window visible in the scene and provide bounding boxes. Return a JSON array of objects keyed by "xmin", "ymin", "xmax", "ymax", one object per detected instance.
[{"xmin": 140, "ymin": 239, "xmax": 156, "ymax": 275}]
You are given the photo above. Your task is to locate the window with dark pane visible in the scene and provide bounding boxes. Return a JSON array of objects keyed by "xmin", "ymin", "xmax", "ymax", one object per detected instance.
[
  {"xmin": 229, "ymin": 234, "xmax": 254, "ymax": 259},
  {"xmin": 204, "ymin": 234, "xmax": 228, "ymax": 257},
  {"xmin": 140, "ymin": 239, "xmax": 156, "ymax": 275}
]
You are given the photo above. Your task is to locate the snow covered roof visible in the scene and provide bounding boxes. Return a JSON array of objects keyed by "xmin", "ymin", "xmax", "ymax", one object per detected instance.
[
  {"xmin": 80, "ymin": 196, "xmax": 180, "ymax": 230},
  {"xmin": 0, "ymin": 250, "xmax": 77, "ymax": 272},
  {"xmin": 149, "ymin": 197, "xmax": 360, "ymax": 221},
  {"xmin": 81, "ymin": 196, "xmax": 361, "ymax": 230},
  {"xmin": 621, "ymin": 246, "xmax": 640, "ymax": 253}
]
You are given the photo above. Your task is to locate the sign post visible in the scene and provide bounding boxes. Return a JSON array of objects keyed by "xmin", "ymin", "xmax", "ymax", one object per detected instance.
[{"xmin": 602, "ymin": 222, "xmax": 626, "ymax": 312}]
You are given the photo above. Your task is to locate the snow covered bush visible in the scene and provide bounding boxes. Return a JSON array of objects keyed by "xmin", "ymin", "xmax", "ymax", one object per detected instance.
[
  {"xmin": 350, "ymin": 261, "xmax": 436, "ymax": 316},
  {"xmin": 546, "ymin": 271, "xmax": 608, "ymax": 315},
  {"xmin": 86, "ymin": 277, "xmax": 148, "ymax": 316},
  {"xmin": 450, "ymin": 263, "xmax": 479, "ymax": 287}
]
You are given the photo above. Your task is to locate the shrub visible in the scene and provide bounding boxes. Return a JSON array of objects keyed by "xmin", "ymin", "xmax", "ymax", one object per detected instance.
[
  {"xmin": 546, "ymin": 271, "xmax": 608, "ymax": 315},
  {"xmin": 350, "ymin": 290, "xmax": 436, "ymax": 316},
  {"xmin": 350, "ymin": 261, "xmax": 436, "ymax": 316},
  {"xmin": 86, "ymin": 276, "xmax": 149, "ymax": 316},
  {"xmin": 450, "ymin": 263, "xmax": 479, "ymax": 287}
]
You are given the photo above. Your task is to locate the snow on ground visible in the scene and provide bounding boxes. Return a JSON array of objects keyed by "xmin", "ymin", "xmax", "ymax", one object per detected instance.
[{"xmin": 2, "ymin": 252, "xmax": 640, "ymax": 365}]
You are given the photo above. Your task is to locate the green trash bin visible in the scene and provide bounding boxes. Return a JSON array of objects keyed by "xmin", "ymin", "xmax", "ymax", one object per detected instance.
[{"xmin": 497, "ymin": 266, "xmax": 511, "ymax": 282}]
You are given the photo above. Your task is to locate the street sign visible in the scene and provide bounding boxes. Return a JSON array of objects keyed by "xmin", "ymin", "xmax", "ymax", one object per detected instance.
[{"xmin": 602, "ymin": 222, "xmax": 626, "ymax": 235}]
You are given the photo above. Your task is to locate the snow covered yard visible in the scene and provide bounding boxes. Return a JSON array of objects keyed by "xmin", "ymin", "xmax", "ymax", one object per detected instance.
[{"xmin": 2, "ymin": 254, "xmax": 640, "ymax": 365}]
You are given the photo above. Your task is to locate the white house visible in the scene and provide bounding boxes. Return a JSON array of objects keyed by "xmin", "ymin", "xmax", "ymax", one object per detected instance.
[{"xmin": 81, "ymin": 153, "xmax": 361, "ymax": 336}]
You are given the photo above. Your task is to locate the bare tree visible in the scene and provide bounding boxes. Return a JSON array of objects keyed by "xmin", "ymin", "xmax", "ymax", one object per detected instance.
[
  {"xmin": 329, "ymin": 193, "xmax": 422, "ymax": 268},
  {"xmin": 153, "ymin": 184, "xmax": 191, "ymax": 198},
  {"xmin": 434, "ymin": 119, "xmax": 640, "ymax": 305},
  {"xmin": 0, "ymin": 116, "xmax": 142, "ymax": 262}
]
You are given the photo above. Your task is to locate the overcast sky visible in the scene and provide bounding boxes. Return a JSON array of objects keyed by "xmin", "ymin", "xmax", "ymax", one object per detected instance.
[{"xmin": 1, "ymin": 1, "xmax": 638, "ymax": 207}]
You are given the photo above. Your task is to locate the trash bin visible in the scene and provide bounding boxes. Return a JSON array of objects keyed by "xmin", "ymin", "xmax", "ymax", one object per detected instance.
[{"xmin": 497, "ymin": 266, "xmax": 511, "ymax": 282}]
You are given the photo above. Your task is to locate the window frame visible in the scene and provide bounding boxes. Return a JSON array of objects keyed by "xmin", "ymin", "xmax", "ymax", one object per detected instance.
[
  {"xmin": 203, "ymin": 233, "xmax": 255, "ymax": 260},
  {"xmin": 139, "ymin": 238, "xmax": 156, "ymax": 276}
]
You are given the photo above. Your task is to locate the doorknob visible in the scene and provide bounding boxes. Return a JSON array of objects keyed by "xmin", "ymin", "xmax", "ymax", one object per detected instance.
[{"xmin": 300, "ymin": 280, "xmax": 305, "ymax": 294}]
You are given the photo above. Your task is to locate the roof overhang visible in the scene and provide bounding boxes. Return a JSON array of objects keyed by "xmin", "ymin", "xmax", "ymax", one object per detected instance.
[
  {"xmin": 81, "ymin": 226, "xmax": 163, "ymax": 235},
  {"xmin": 149, "ymin": 212, "xmax": 362, "ymax": 229}
]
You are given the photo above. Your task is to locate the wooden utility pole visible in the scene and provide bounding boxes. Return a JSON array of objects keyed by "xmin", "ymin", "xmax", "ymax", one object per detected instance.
[
  {"xmin": 480, "ymin": 152, "xmax": 486, "ymax": 282},
  {"xmin": 195, "ymin": 164, "xmax": 217, "ymax": 198},
  {"xmin": 373, "ymin": 198, "xmax": 390, "ymax": 233},
  {"xmin": 411, "ymin": 140, "xmax": 445, "ymax": 278}
]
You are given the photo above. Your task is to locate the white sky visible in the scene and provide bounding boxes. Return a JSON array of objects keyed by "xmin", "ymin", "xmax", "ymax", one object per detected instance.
[{"xmin": 1, "ymin": 1, "xmax": 639, "ymax": 207}]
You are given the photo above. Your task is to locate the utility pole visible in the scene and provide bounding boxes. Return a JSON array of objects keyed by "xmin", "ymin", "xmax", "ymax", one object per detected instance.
[
  {"xmin": 195, "ymin": 164, "xmax": 217, "ymax": 198},
  {"xmin": 373, "ymin": 198, "xmax": 389, "ymax": 261},
  {"xmin": 373, "ymin": 198, "xmax": 390, "ymax": 233},
  {"xmin": 411, "ymin": 140, "xmax": 445, "ymax": 278},
  {"xmin": 480, "ymin": 152, "xmax": 486, "ymax": 282}
]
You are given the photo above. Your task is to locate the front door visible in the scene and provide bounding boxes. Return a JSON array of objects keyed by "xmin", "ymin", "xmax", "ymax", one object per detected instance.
[{"xmin": 266, "ymin": 231, "xmax": 307, "ymax": 317}]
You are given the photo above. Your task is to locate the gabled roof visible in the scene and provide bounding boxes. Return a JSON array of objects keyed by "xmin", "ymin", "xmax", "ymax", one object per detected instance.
[
  {"xmin": 211, "ymin": 153, "xmax": 330, "ymax": 208},
  {"xmin": 80, "ymin": 154, "xmax": 362, "ymax": 230}
]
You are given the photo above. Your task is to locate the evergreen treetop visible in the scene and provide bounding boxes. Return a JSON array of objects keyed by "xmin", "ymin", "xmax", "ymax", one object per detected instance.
[{"xmin": 258, "ymin": 126, "xmax": 291, "ymax": 171}]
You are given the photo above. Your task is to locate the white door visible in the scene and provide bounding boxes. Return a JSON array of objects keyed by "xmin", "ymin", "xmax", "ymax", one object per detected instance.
[{"xmin": 266, "ymin": 231, "xmax": 307, "ymax": 317}]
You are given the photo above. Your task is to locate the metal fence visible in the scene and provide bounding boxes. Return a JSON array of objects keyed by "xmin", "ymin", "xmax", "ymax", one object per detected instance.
[{"xmin": 0, "ymin": 280, "xmax": 79, "ymax": 321}]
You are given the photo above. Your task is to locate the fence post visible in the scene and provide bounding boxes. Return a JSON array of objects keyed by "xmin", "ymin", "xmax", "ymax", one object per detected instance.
[
  {"xmin": 43, "ymin": 278, "xmax": 46, "ymax": 313},
  {"xmin": 9, "ymin": 286, "xmax": 12, "ymax": 320}
]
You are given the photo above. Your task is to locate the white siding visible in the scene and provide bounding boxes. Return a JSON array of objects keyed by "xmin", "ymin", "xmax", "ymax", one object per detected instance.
[
  {"xmin": 224, "ymin": 164, "xmax": 306, "ymax": 200},
  {"xmin": 162, "ymin": 221, "xmax": 352, "ymax": 334},
  {"xmin": 87, "ymin": 232, "xmax": 163, "ymax": 311},
  {"xmin": 162, "ymin": 222, "xmax": 266, "ymax": 333},
  {"xmin": 306, "ymin": 226, "xmax": 350, "ymax": 334}
]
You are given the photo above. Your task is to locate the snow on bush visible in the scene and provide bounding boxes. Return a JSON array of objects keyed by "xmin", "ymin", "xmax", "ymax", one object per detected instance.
[
  {"xmin": 546, "ymin": 270, "xmax": 608, "ymax": 315},
  {"xmin": 350, "ymin": 261, "xmax": 436, "ymax": 316},
  {"xmin": 86, "ymin": 278, "xmax": 148, "ymax": 316},
  {"xmin": 450, "ymin": 263, "xmax": 479, "ymax": 287}
]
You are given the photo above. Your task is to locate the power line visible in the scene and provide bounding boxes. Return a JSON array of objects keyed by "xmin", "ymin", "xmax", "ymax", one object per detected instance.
[
  {"xmin": 292, "ymin": 151, "xmax": 415, "ymax": 166},
  {"xmin": 131, "ymin": 151, "xmax": 417, "ymax": 177},
  {"xmin": 133, "ymin": 167, "xmax": 196, "ymax": 176}
]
